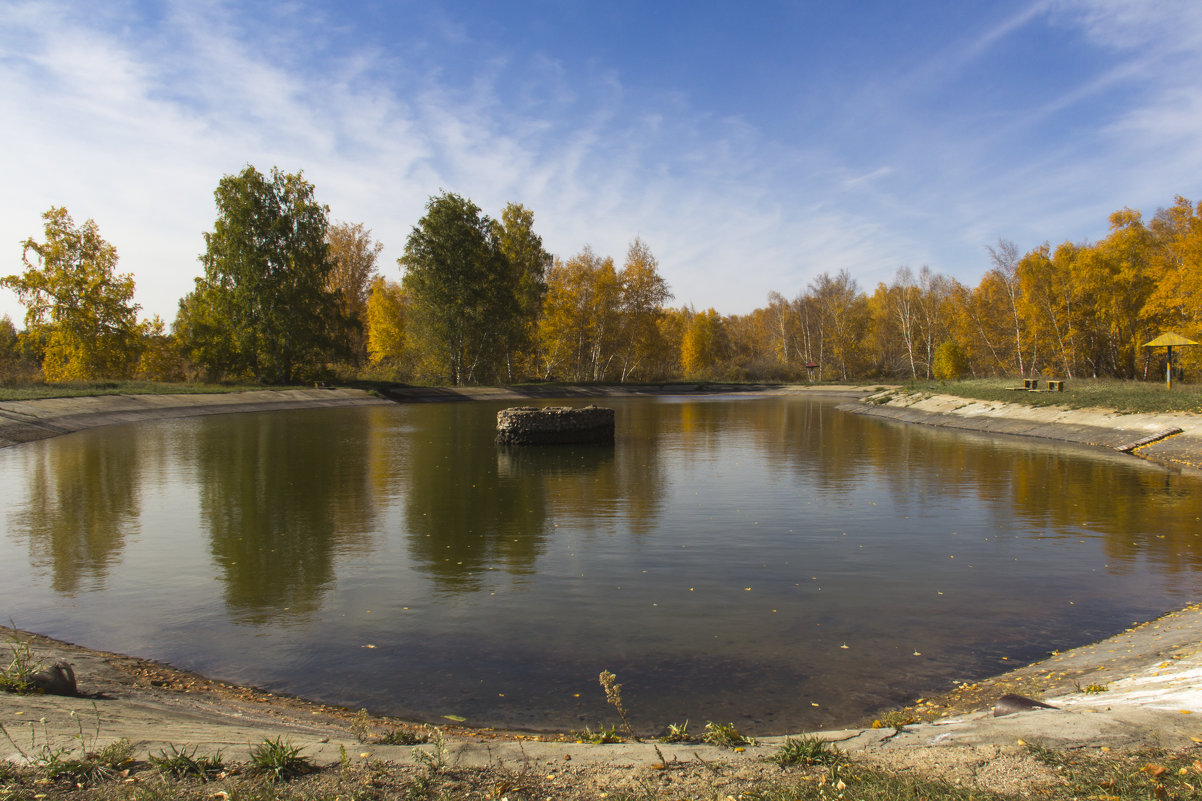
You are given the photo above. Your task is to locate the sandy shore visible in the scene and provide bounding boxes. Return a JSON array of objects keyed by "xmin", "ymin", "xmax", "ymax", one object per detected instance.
[{"xmin": 3, "ymin": 383, "xmax": 1201, "ymax": 793}]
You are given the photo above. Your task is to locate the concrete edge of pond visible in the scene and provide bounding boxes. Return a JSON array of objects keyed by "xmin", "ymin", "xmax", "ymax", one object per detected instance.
[
  {"xmin": 2, "ymin": 603, "xmax": 1200, "ymax": 770},
  {"xmin": 0, "ymin": 383, "xmax": 875, "ymax": 448},
  {"xmin": 842, "ymin": 390, "xmax": 1202, "ymax": 473}
]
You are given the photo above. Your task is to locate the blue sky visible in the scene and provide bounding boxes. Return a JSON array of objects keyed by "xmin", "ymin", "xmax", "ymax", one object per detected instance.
[{"xmin": 2, "ymin": 0, "xmax": 1201, "ymax": 324}]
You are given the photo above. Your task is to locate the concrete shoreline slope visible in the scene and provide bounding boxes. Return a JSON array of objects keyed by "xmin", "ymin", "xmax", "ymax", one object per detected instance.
[
  {"xmin": 841, "ymin": 389, "xmax": 1202, "ymax": 473},
  {"xmin": 0, "ymin": 388, "xmax": 392, "ymax": 448},
  {"xmin": 0, "ymin": 383, "xmax": 869, "ymax": 448}
]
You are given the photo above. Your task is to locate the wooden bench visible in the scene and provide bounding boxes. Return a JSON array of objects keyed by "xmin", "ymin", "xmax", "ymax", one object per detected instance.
[{"xmin": 1047, "ymin": 380, "xmax": 1064, "ymax": 391}]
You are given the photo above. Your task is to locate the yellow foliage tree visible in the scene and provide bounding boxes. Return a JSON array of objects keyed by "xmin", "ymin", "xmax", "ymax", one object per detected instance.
[
  {"xmin": 365, "ymin": 277, "xmax": 411, "ymax": 375},
  {"xmin": 680, "ymin": 307, "xmax": 727, "ymax": 378},
  {"xmin": 2, "ymin": 207, "xmax": 144, "ymax": 382}
]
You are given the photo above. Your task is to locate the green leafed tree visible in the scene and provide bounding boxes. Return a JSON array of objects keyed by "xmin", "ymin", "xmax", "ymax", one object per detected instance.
[
  {"xmin": 2, "ymin": 207, "xmax": 144, "ymax": 382},
  {"xmin": 400, "ymin": 192, "xmax": 523, "ymax": 385},
  {"xmin": 493, "ymin": 202, "xmax": 552, "ymax": 381},
  {"xmin": 177, "ymin": 166, "xmax": 344, "ymax": 384}
]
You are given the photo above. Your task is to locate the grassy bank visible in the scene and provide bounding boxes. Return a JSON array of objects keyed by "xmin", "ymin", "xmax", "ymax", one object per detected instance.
[
  {"xmin": 903, "ymin": 376, "xmax": 1202, "ymax": 415},
  {"xmin": 1, "ymin": 734, "xmax": 1197, "ymax": 800},
  {"xmin": 0, "ymin": 381, "xmax": 277, "ymax": 402}
]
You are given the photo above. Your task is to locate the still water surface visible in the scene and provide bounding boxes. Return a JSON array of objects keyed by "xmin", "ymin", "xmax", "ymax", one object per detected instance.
[{"xmin": 1, "ymin": 396, "xmax": 1200, "ymax": 733}]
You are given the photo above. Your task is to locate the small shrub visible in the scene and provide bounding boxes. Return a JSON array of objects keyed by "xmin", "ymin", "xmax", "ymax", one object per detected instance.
[
  {"xmin": 659, "ymin": 721, "xmax": 695, "ymax": 743},
  {"xmin": 0, "ymin": 631, "xmax": 43, "ymax": 693},
  {"xmin": 39, "ymin": 737, "xmax": 133, "ymax": 783},
  {"xmin": 932, "ymin": 340, "xmax": 969, "ymax": 380},
  {"xmin": 249, "ymin": 737, "xmax": 313, "ymax": 782},
  {"xmin": 1082, "ymin": 683, "xmax": 1109, "ymax": 694},
  {"xmin": 149, "ymin": 743, "xmax": 225, "ymax": 779},
  {"xmin": 872, "ymin": 709, "xmax": 918, "ymax": 730},
  {"xmin": 702, "ymin": 721, "xmax": 756, "ymax": 748},
  {"xmin": 770, "ymin": 735, "xmax": 841, "ymax": 767},
  {"xmin": 412, "ymin": 726, "xmax": 448, "ymax": 774},
  {"xmin": 378, "ymin": 727, "xmax": 429, "ymax": 745},
  {"xmin": 572, "ymin": 724, "xmax": 624, "ymax": 744},
  {"xmin": 599, "ymin": 669, "xmax": 636, "ymax": 739}
]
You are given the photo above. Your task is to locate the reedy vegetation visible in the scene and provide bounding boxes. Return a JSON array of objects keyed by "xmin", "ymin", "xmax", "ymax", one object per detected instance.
[{"xmin": 4, "ymin": 178, "xmax": 1202, "ymax": 387}]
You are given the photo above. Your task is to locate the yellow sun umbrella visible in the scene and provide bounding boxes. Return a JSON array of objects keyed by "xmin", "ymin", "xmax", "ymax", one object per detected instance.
[{"xmin": 1143, "ymin": 333, "xmax": 1199, "ymax": 389}]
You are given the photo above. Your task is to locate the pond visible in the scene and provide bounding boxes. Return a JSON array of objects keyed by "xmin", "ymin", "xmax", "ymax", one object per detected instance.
[{"xmin": 1, "ymin": 395, "xmax": 1200, "ymax": 734}]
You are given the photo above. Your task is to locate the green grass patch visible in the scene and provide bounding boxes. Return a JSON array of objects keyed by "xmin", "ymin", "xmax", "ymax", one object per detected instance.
[
  {"xmin": 149, "ymin": 743, "xmax": 225, "ymax": 779},
  {"xmin": 0, "ymin": 380, "xmax": 278, "ymax": 402},
  {"xmin": 571, "ymin": 723, "xmax": 624, "ymax": 744},
  {"xmin": 0, "ymin": 630, "xmax": 43, "ymax": 693},
  {"xmin": 769, "ymin": 735, "xmax": 841, "ymax": 767},
  {"xmin": 701, "ymin": 721, "xmax": 757, "ymax": 748},
  {"xmin": 904, "ymin": 376, "xmax": 1202, "ymax": 414},
  {"xmin": 36, "ymin": 737, "xmax": 134, "ymax": 784},
  {"xmin": 248, "ymin": 737, "xmax": 314, "ymax": 782}
]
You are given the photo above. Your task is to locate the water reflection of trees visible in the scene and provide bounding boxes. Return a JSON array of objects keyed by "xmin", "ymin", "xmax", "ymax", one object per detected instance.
[
  {"xmin": 8, "ymin": 428, "xmax": 146, "ymax": 595},
  {"xmin": 197, "ymin": 410, "xmax": 375, "ymax": 623},
  {"xmin": 758, "ymin": 400, "xmax": 1202, "ymax": 574},
  {"xmin": 402, "ymin": 402, "xmax": 666, "ymax": 591}
]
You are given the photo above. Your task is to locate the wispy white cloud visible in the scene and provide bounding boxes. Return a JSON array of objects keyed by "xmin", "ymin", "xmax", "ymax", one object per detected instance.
[{"xmin": 2, "ymin": 0, "xmax": 1201, "ymax": 327}]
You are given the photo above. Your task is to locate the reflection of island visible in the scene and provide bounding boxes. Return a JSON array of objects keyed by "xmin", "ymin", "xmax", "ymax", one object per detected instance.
[
  {"xmin": 198, "ymin": 410, "xmax": 375, "ymax": 623},
  {"xmin": 9, "ymin": 428, "xmax": 146, "ymax": 595},
  {"xmin": 403, "ymin": 402, "xmax": 667, "ymax": 592}
]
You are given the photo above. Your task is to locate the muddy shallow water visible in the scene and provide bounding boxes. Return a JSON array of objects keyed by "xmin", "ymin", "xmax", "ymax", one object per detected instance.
[{"xmin": 1, "ymin": 395, "xmax": 1199, "ymax": 733}]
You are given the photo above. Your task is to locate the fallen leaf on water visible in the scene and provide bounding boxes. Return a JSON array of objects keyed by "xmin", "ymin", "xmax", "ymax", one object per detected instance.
[
  {"xmin": 361, "ymin": 644, "xmax": 377, "ymax": 649},
  {"xmin": 444, "ymin": 714, "xmax": 466, "ymax": 722}
]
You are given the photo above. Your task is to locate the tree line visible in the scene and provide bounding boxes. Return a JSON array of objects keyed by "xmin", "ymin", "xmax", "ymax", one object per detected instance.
[{"xmin": 3, "ymin": 166, "xmax": 1200, "ymax": 385}]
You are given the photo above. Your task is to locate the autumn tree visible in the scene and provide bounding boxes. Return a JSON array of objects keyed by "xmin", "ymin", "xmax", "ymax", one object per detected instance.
[
  {"xmin": 326, "ymin": 221, "xmax": 383, "ymax": 365},
  {"xmin": 765, "ymin": 291, "xmax": 804, "ymax": 373},
  {"xmin": 1143, "ymin": 197, "xmax": 1202, "ymax": 375},
  {"xmin": 364, "ymin": 277, "xmax": 414, "ymax": 376},
  {"xmin": 401, "ymin": 192, "xmax": 522, "ymax": 384},
  {"xmin": 1072, "ymin": 210, "xmax": 1157, "ymax": 378},
  {"xmin": 537, "ymin": 247, "xmax": 621, "ymax": 381},
  {"xmin": 2, "ymin": 207, "xmax": 145, "ymax": 381},
  {"xmin": 615, "ymin": 238, "xmax": 673, "ymax": 380},
  {"xmin": 179, "ymin": 166, "xmax": 344, "ymax": 384},
  {"xmin": 493, "ymin": 203, "xmax": 552, "ymax": 380},
  {"xmin": 809, "ymin": 270, "xmax": 869, "ymax": 380},
  {"xmin": 1016, "ymin": 242, "xmax": 1079, "ymax": 378},
  {"xmin": 985, "ymin": 238, "xmax": 1028, "ymax": 375},
  {"xmin": 0, "ymin": 316, "xmax": 39, "ymax": 382},
  {"xmin": 680, "ymin": 307, "xmax": 728, "ymax": 378}
]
